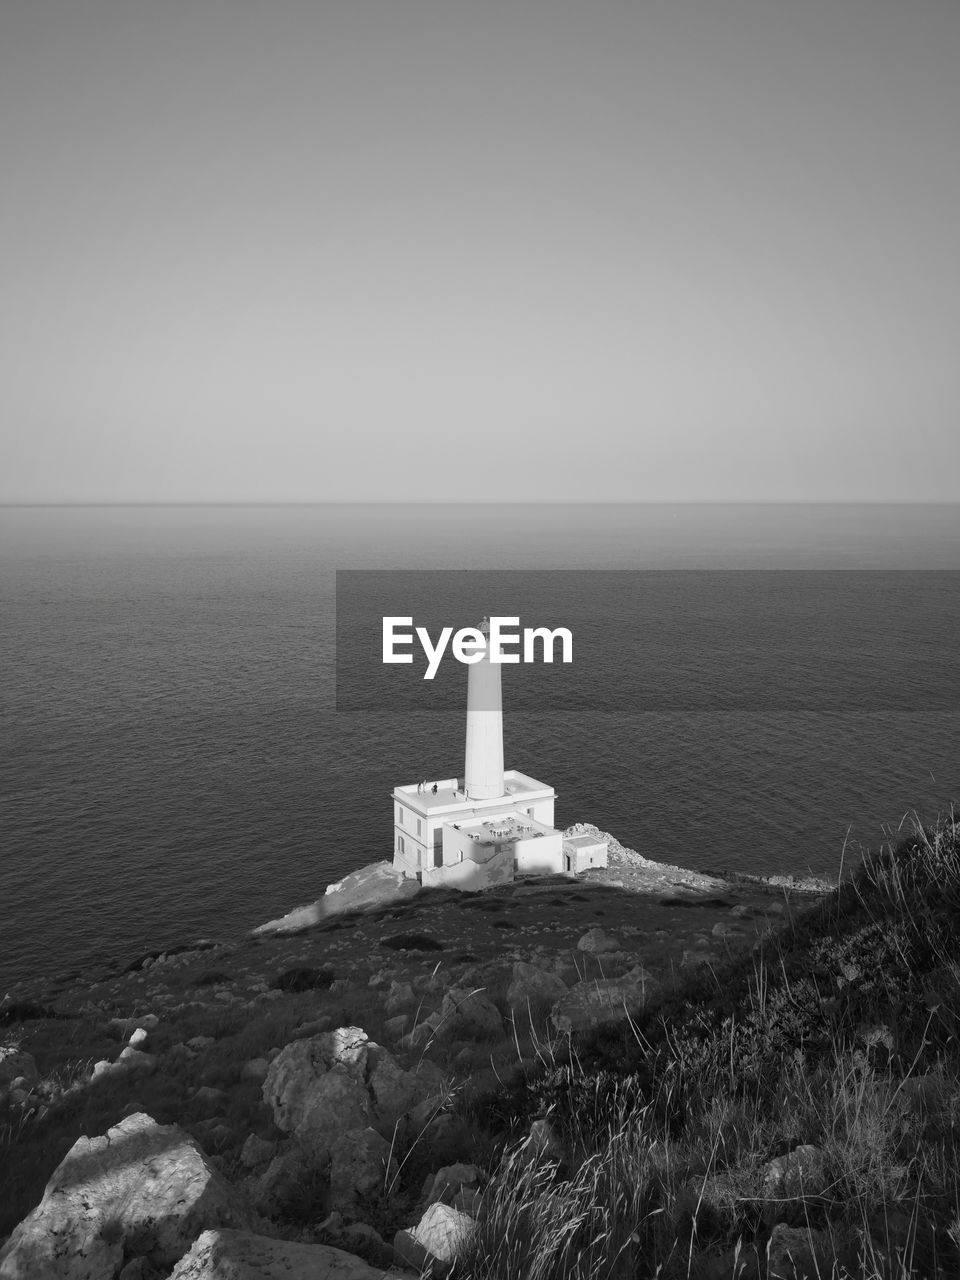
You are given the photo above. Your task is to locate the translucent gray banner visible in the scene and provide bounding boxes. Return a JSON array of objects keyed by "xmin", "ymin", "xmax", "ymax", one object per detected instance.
[{"xmin": 335, "ymin": 569, "xmax": 960, "ymax": 713}]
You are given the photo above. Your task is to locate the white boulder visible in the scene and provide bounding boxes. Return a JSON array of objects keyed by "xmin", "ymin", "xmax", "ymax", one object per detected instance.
[
  {"xmin": 394, "ymin": 1203, "xmax": 475, "ymax": 1274},
  {"xmin": 0, "ymin": 1112, "xmax": 251, "ymax": 1279}
]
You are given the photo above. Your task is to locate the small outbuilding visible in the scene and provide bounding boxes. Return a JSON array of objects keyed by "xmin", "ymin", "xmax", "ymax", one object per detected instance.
[{"xmin": 561, "ymin": 832, "xmax": 609, "ymax": 873}]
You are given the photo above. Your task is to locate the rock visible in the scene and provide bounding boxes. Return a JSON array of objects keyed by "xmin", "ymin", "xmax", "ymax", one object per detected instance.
[
  {"xmin": 0, "ymin": 1112, "xmax": 252, "ymax": 1278},
  {"xmin": 452, "ymin": 1045, "xmax": 474, "ymax": 1071},
  {"xmin": 394, "ymin": 1203, "xmax": 475, "ymax": 1275},
  {"xmin": 399, "ymin": 1015, "xmax": 441, "ymax": 1052},
  {"xmin": 272, "ymin": 966, "xmax": 335, "ymax": 993},
  {"xmin": 255, "ymin": 1144, "xmax": 318, "ymax": 1216},
  {"xmin": 0, "ymin": 1048, "xmax": 38, "ymax": 1089},
  {"xmin": 127, "ymin": 1027, "xmax": 150, "ymax": 1047},
  {"xmin": 108, "ymin": 1013, "xmax": 160, "ymax": 1039},
  {"xmin": 434, "ymin": 988, "xmax": 503, "ymax": 1041},
  {"xmin": 422, "ymin": 1164, "xmax": 479, "ymax": 1206},
  {"xmin": 766, "ymin": 1223, "xmax": 832, "ymax": 1279},
  {"xmin": 372, "ymin": 1051, "xmax": 450, "ymax": 1137},
  {"xmin": 762, "ymin": 1145, "xmax": 830, "ymax": 1202},
  {"xmin": 506, "ymin": 963, "xmax": 568, "ymax": 1019},
  {"xmin": 381, "ymin": 933, "xmax": 444, "ymax": 953},
  {"xmin": 239, "ymin": 1134, "xmax": 277, "ymax": 1169},
  {"xmin": 576, "ymin": 927, "xmax": 622, "ymax": 954},
  {"xmin": 292, "ymin": 1019, "xmax": 332, "ymax": 1041},
  {"xmin": 412, "ymin": 1058, "xmax": 449, "ymax": 1097},
  {"xmin": 551, "ymin": 971, "xmax": 661, "ymax": 1034},
  {"xmin": 117, "ymin": 1046, "xmax": 158, "ymax": 1074},
  {"xmin": 385, "ymin": 981, "xmax": 416, "ymax": 1016},
  {"xmin": 240, "ymin": 1057, "xmax": 270, "ymax": 1084},
  {"xmin": 253, "ymin": 862, "xmax": 420, "ymax": 935},
  {"xmin": 453, "ymin": 1187, "xmax": 480, "ymax": 1214},
  {"xmin": 524, "ymin": 1118, "xmax": 564, "ymax": 1163},
  {"xmin": 340, "ymin": 1223, "xmax": 393, "ymax": 1269},
  {"xmin": 407, "ymin": 1094, "xmax": 449, "ymax": 1136},
  {"xmin": 384, "ymin": 1014, "xmax": 411, "ymax": 1040},
  {"xmin": 413, "ymin": 970, "xmax": 446, "ymax": 995},
  {"xmin": 191, "ymin": 1119, "xmax": 235, "ymax": 1152},
  {"xmin": 263, "ymin": 1027, "xmax": 370, "ymax": 1133},
  {"xmin": 192, "ymin": 1085, "xmax": 229, "ymax": 1108},
  {"xmin": 169, "ymin": 1228, "xmax": 415, "ymax": 1279},
  {"xmin": 329, "ymin": 1127, "xmax": 398, "ymax": 1207},
  {"xmin": 300, "ymin": 1071, "xmax": 375, "ymax": 1155},
  {"xmin": 91, "ymin": 1057, "xmax": 126, "ymax": 1081},
  {"xmin": 118, "ymin": 1257, "xmax": 161, "ymax": 1280},
  {"xmin": 368, "ymin": 1048, "xmax": 421, "ymax": 1130}
]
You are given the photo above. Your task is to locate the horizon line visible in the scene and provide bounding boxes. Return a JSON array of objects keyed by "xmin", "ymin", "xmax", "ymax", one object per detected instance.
[{"xmin": 3, "ymin": 499, "xmax": 960, "ymax": 509}]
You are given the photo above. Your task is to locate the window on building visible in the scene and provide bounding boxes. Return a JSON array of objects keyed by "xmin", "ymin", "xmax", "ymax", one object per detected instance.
[
  {"xmin": 527, "ymin": 808, "xmax": 534, "ymax": 817},
  {"xmin": 398, "ymin": 836, "xmax": 405, "ymax": 854},
  {"xmin": 416, "ymin": 818, "xmax": 422, "ymax": 837},
  {"xmin": 397, "ymin": 806, "xmax": 404, "ymax": 826},
  {"xmin": 434, "ymin": 847, "xmax": 442, "ymax": 868}
]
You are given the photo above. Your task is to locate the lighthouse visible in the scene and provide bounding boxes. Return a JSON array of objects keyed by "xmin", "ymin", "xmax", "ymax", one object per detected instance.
[
  {"xmin": 464, "ymin": 617, "xmax": 505, "ymax": 801},
  {"xmin": 390, "ymin": 613, "xmax": 594, "ymax": 889}
]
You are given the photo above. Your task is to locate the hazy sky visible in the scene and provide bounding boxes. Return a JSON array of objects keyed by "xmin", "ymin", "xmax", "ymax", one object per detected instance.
[{"xmin": 2, "ymin": 1, "xmax": 958, "ymax": 502}]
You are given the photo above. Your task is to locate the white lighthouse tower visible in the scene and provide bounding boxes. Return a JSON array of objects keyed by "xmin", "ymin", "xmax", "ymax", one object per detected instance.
[
  {"xmin": 390, "ymin": 615, "xmax": 569, "ymax": 890},
  {"xmin": 464, "ymin": 617, "xmax": 505, "ymax": 801}
]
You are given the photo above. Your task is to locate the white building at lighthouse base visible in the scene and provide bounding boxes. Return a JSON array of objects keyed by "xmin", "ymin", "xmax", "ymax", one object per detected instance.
[{"xmin": 392, "ymin": 769, "xmax": 560, "ymax": 890}]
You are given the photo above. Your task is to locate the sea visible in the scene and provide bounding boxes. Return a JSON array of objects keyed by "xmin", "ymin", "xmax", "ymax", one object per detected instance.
[{"xmin": 2, "ymin": 503, "xmax": 958, "ymax": 994}]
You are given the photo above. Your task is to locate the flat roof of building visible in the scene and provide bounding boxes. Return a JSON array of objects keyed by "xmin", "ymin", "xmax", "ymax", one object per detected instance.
[
  {"xmin": 393, "ymin": 769, "xmax": 554, "ymax": 815},
  {"xmin": 564, "ymin": 833, "xmax": 609, "ymax": 849},
  {"xmin": 452, "ymin": 811, "xmax": 558, "ymax": 847}
]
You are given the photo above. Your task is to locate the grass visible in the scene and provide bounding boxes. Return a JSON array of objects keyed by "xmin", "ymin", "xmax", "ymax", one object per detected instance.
[{"xmin": 451, "ymin": 813, "xmax": 960, "ymax": 1279}]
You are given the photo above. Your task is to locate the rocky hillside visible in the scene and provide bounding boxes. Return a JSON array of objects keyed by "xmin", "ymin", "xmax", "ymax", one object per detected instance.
[{"xmin": 3, "ymin": 817, "xmax": 957, "ymax": 1278}]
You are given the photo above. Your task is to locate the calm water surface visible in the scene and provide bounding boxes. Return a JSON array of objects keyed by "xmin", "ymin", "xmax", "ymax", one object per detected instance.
[{"xmin": 2, "ymin": 503, "xmax": 958, "ymax": 991}]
